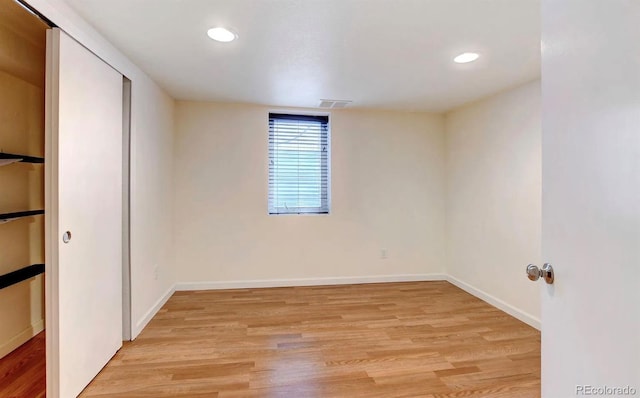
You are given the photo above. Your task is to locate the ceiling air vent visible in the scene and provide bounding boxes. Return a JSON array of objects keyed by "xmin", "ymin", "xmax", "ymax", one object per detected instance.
[{"xmin": 319, "ymin": 99, "xmax": 352, "ymax": 109}]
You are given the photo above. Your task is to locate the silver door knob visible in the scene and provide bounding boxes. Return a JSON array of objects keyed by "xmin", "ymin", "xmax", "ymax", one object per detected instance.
[
  {"xmin": 62, "ymin": 231, "xmax": 72, "ymax": 243},
  {"xmin": 526, "ymin": 263, "xmax": 554, "ymax": 284}
]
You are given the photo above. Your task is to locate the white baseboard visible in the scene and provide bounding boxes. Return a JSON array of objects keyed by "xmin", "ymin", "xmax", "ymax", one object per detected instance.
[
  {"xmin": 445, "ymin": 274, "xmax": 541, "ymax": 330},
  {"xmin": 0, "ymin": 319, "xmax": 45, "ymax": 359},
  {"xmin": 132, "ymin": 284, "xmax": 175, "ymax": 339},
  {"xmin": 176, "ymin": 273, "xmax": 446, "ymax": 291}
]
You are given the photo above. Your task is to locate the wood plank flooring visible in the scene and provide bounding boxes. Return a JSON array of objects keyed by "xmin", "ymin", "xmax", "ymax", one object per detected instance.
[
  {"xmin": 0, "ymin": 331, "xmax": 45, "ymax": 398},
  {"xmin": 81, "ymin": 281, "xmax": 540, "ymax": 397}
]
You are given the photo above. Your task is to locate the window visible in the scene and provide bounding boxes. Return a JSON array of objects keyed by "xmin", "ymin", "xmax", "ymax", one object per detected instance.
[{"xmin": 268, "ymin": 113, "xmax": 330, "ymax": 214}]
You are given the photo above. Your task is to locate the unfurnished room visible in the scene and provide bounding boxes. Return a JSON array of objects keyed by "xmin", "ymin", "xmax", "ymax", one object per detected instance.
[{"xmin": 0, "ymin": 0, "xmax": 638, "ymax": 397}]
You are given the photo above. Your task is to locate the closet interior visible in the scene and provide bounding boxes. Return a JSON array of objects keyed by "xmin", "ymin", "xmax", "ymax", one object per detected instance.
[{"xmin": 0, "ymin": 0, "xmax": 48, "ymax": 395}]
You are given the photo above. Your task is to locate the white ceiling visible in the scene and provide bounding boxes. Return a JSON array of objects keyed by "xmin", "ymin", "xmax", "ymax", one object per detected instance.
[{"xmin": 65, "ymin": 0, "xmax": 540, "ymax": 112}]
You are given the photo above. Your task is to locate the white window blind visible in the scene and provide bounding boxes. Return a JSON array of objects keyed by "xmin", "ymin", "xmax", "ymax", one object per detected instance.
[{"xmin": 268, "ymin": 113, "xmax": 329, "ymax": 214}]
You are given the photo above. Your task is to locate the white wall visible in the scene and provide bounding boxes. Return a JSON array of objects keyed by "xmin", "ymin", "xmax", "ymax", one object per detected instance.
[
  {"xmin": 174, "ymin": 102, "xmax": 446, "ymax": 287},
  {"xmin": 128, "ymin": 78, "xmax": 175, "ymax": 336},
  {"xmin": 26, "ymin": 0, "xmax": 175, "ymax": 338},
  {"xmin": 444, "ymin": 80, "xmax": 541, "ymax": 327}
]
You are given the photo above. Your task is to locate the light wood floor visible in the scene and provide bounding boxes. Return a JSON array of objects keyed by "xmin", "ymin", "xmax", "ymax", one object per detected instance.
[{"xmin": 80, "ymin": 281, "xmax": 540, "ymax": 397}]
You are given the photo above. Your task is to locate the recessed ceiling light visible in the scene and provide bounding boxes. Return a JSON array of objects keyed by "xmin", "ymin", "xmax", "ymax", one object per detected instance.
[
  {"xmin": 454, "ymin": 52, "xmax": 480, "ymax": 64},
  {"xmin": 207, "ymin": 27, "xmax": 237, "ymax": 43}
]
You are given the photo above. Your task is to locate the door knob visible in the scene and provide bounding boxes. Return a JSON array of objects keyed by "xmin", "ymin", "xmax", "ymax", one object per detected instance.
[
  {"xmin": 526, "ymin": 263, "xmax": 554, "ymax": 284},
  {"xmin": 62, "ymin": 231, "xmax": 72, "ymax": 243}
]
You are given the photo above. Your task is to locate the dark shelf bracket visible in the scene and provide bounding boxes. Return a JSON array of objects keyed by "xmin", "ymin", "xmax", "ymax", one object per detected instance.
[
  {"xmin": 0, "ymin": 152, "xmax": 45, "ymax": 164},
  {"xmin": 0, "ymin": 264, "xmax": 45, "ymax": 290},
  {"xmin": 0, "ymin": 210, "xmax": 45, "ymax": 224}
]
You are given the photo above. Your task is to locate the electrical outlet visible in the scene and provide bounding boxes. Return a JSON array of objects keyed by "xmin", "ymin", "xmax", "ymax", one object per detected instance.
[
  {"xmin": 380, "ymin": 248, "xmax": 388, "ymax": 260},
  {"xmin": 153, "ymin": 265, "xmax": 159, "ymax": 280}
]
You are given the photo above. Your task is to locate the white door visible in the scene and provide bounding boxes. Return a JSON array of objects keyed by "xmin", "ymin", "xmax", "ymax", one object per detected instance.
[
  {"xmin": 541, "ymin": 1, "xmax": 640, "ymax": 397},
  {"xmin": 45, "ymin": 28, "xmax": 123, "ymax": 398}
]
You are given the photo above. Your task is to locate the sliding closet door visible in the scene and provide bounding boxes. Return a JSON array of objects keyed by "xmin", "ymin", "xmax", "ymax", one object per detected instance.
[{"xmin": 46, "ymin": 28, "xmax": 123, "ymax": 398}]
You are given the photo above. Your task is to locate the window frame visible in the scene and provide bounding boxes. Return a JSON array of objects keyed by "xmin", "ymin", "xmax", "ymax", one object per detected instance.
[{"xmin": 267, "ymin": 110, "xmax": 331, "ymax": 216}]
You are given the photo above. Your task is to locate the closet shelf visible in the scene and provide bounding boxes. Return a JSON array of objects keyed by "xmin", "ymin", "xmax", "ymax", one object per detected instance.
[
  {"xmin": 0, "ymin": 264, "xmax": 45, "ymax": 290},
  {"xmin": 0, "ymin": 210, "xmax": 45, "ymax": 224},
  {"xmin": 0, "ymin": 152, "xmax": 45, "ymax": 165}
]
